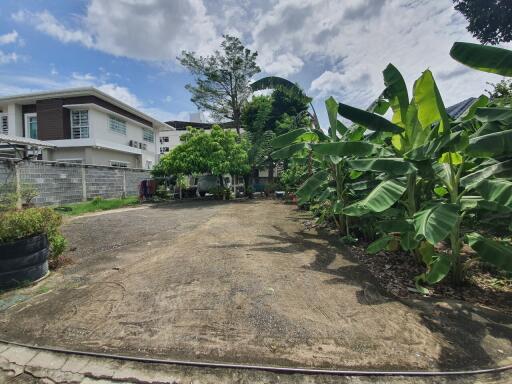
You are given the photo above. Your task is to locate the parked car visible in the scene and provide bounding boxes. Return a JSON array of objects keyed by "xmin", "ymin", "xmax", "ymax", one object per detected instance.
[{"xmin": 196, "ymin": 175, "xmax": 231, "ymax": 197}]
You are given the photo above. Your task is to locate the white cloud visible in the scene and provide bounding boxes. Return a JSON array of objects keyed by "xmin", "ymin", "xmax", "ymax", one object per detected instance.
[
  {"xmin": 0, "ymin": 51, "xmax": 18, "ymax": 64},
  {"xmin": 258, "ymin": 52, "xmax": 304, "ymax": 77},
  {"xmin": 13, "ymin": 10, "xmax": 94, "ymax": 47},
  {"xmin": 71, "ymin": 72, "xmax": 96, "ymax": 82},
  {"xmin": 0, "ymin": 30, "xmax": 19, "ymax": 45},
  {"xmin": 12, "ymin": 1, "xmax": 219, "ymax": 62},
  {"xmin": 97, "ymin": 83, "xmax": 142, "ymax": 108}
]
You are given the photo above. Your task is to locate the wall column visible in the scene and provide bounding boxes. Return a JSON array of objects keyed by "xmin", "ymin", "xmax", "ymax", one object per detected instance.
[
  {"xmin": 81, "ymin": 166, "xmax": 87, "ymax": 201},
  {"xmin": 14, "ymin": 161, "xmax": 21, "ymax": 209},
  {"xmin": 122, "ymin": 169, "xmax": 127, "ymax": 198},
  {"xmin": 7, "ymin": 103, "xmax": 23, "ymax": 137}
]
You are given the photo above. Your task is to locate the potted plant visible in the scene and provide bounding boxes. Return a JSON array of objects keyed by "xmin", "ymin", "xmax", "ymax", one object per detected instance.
[{"xmin": 0, "ymin": 208, "xmax": 66, "ymax": 290}]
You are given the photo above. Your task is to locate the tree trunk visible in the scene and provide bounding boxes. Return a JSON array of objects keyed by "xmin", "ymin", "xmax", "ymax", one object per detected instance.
[
  {"xmin": 233, "ymin": 108, "xmax": 241, "ymax": 135},
  {"xmin": 268, "ymin": 162, "xmax": 274, "ymax": 183}
]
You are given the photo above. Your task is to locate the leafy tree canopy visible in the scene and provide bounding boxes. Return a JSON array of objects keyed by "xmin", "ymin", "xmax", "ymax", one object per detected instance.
[
  {"xmin": 486, "ymin": 79, "xmax": 512, "ymax": 105},
  {"xmin": 178, "ymin": 35, "xmax": 260, "ymax": 134},
  {"xmin": 453, "ymin": 0, "xmax": 512, "ymax": 44},
  {"xmin": 154, "ymin": 125, "xmax": 250, "ymax": 178},
  {"xmin": 241, "ymin": 89, "xmax": 310, "ymax": 172}
]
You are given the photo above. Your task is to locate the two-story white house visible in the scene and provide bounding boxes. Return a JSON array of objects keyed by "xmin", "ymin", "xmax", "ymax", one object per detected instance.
[{"xmin": 0, "ymin": 87, "xmax": 170, "ymax": 169}]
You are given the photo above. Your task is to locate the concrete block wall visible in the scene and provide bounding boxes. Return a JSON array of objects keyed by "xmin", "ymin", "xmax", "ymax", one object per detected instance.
[
  {"xmin": 0, "ymin": 158, "xmax": 151, "ymax": 206},
  {"xmin": 84, "ymin": 166, "xmax": 124, "ymax": 200},
  {"xmin": 125, "ymin": 170, "xmax": 150, "ymax": 196},
  {"xmin": 0, "ymin": 160, "xmax": 16, "ymax": 193},
  {"xmin": 19, "ymin": 161, "xmax": 83, "ymax": 205}
]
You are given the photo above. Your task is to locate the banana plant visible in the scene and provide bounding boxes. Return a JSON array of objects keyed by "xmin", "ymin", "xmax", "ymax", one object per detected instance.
[
  {"xmin": 270, "ymin": 96, "xmax": 398, "ymax": 236},
  {"xmin": 337, "ymin": 65, "xmax": 452, "ymax": 260},
  {"xmin": 338, "ymin": 61, "xmax": 512, "ymax": 287}
]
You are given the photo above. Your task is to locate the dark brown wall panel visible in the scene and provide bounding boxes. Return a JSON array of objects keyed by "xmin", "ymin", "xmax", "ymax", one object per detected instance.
[
  {"xmin": 36, "ymin": 99, "xmax": 69, "ymax": 140},
  {"xmin": 63, "ymin": 107, "xmax": 71, "ymax": 138},
  {"xmin": 22, "ymin": 104, "xmax": 36, "ymax": 114}
]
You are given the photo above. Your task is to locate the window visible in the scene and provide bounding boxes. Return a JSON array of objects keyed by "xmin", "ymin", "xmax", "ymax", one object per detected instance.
[
  {"xmin": 109, "ymin": 115, "xmax": 126, "ymax": 135},
  {"xmin": 25, "ymin": 113, "xmax": 38, "ymax": 139},
  {"xmin": 57, "ymin": 159, "xmax": 83, "ymax": 164},
  {"xmin": 143, "ymin": 127, "xmax": 154, "ymax": 143},
  {"xmin": 110, "ymin": 160, "xmax": 129, "ymax": 168},
  {"xmin": 145, "ymin": 160, "xmax": 153, "ymax": 169},
  {"xmin": 1, "ymin": 114, "xmax": 7, "ymax": 135},
  {"xmin": 71, "ymin": 110, "xmax": 89, "ymax": 139},
  {"xmin": 159, "ymin": 136, "xmax": 169, "ymax": 143}
]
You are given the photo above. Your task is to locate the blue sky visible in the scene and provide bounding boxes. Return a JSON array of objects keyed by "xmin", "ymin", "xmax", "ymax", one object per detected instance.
[{"xmin": 0, "ymin": 0, "xmax": 510, "ymax": 126}]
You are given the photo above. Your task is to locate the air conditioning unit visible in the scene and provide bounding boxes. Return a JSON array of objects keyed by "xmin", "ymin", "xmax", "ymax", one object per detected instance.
[
  {"xmin": 142, "ymin": 143, "xmax": 147, "ymax": 150},
  {"xmin": 131, "ymin": 140, "xmax": 139, "ymax": 148}
]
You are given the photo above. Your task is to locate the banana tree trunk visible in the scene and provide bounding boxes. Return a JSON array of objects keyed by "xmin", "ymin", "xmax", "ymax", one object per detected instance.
[{"xmin": 334, "ymin": 162, "xmax": 347, "ymax": 236}]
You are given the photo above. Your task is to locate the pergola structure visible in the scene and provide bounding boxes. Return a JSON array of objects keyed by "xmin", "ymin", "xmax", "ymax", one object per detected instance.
[{"xmin": 0, "ymin": 133, "xmax": 56, "ymax": 160}]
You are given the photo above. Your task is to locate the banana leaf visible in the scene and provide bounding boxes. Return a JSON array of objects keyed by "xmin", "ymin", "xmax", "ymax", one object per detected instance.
[
  {"xmin": 461, "ymin": 159, "xmax": 512, "ymax": 189},
  {"xmin": 271, "ymin": 142, "xmax": 309, "ymax": 159},
  {"xmin": 383, "ymin": 63, "xmax": 409, "ymax": 127},
  {"xmin": 343, "ymin": 179, "xmax": 406, "ymax": 216},
  {"xmin": 413, "ymin": 69, "xmax": 450, "ymax": 133},
  {"xmin": 404, "ymin": 131, "xmax": 467, "ymax": 161},
  {"xmin": 466, "ymin": 233, "xmax": 512, "ymax": 272},
  {"xmin": 296, "ymin": 170, "xmax": 329, "ymax": 199},
  {"xmin": 272, "ymin": 128, "xmax": 310, "ymax": 148},
  {"xmin": 348, "ymin": 158, "xmax": 418, "ymax": 176},
  {"xmin": 475, "ymin": 107, "xmax": 512, "ymax": 124},
  {"xmin": 466, "ymin": 129, "xmax": 512, "ymax": 158},
  {"xmin": 338, "ymin": 103, "xmax": 403, "ymax": 133},
  {"xmin": 450, "ymin": 42, "xmax": 512, "ymax": 77},
  {"xmin": 311, "ymin": 142, "xmax": 380, "ymax": 157},
  {"xmin": 475, "ymin": 179, "xmax": 512, "ymax": 208},
  {"xmin": 367, "ymin": 235, "xmax": 393, "ymax": 254},
  {"xmin": 413, "ymin": 203, "xmax": 459, "ymax": 245}
]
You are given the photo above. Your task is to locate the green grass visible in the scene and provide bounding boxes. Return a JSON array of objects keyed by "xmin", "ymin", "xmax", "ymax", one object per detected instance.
[{"xmin": 55, "ymin": 196, "xmax": 140, "ymax": 216}]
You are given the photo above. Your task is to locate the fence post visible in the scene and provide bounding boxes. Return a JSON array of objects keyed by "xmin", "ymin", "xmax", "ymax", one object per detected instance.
[
  {"xmin": 14, "ymin": 161, "xmax": 21, "ymax": 209},
  {"xmin": 122, "ymin": 169, "xmax": 127, "ymax": 198},
  {"xmin": 81, "ymin": 165, "xmax": 87, "ymax": 201}
]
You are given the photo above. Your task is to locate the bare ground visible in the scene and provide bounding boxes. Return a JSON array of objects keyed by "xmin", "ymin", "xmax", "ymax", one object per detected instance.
[{"xmin": 0, "ymin": 200, "xmax": 511, "ymax": 377}]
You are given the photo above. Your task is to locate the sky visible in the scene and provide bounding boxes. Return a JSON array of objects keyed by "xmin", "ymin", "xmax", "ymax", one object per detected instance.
[{"xmin": 0, "ymin": 0, "xmax": 510, "ymax": 126}]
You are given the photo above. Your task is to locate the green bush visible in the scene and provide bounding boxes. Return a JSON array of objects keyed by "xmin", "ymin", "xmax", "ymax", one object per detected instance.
[
  {"xmin": 208, "ymin": 186, "xmax": 232, "ymax": 200},
  {"xmin": 0, "ymin": 183, "xmax": 18, "ymax": 211},
  {"xmin": 0, "ymin": 208, "xmax": 66, "ymax": 260}
]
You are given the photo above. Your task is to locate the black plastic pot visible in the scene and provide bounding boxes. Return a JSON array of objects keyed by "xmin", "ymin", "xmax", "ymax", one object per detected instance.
[{"xmin": 0, "ymin": 234, "xmax": 49, "ymax": 290}]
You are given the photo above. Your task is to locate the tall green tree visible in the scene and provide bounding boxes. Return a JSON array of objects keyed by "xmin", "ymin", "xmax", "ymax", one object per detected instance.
[
  {"xmin": 453, "ymin": 0, "xmax": 512, "ymax": 44},
  {"xmin": 242, "ymin": 91, "xmax": 310, "ymax": 181},
  {"xmin": 178, "ymin": 35, "xmax": 260, "ymax": 135},
  {"xmin": 155, "ymin": 125, "xmax": 250, "ymax": 185}
]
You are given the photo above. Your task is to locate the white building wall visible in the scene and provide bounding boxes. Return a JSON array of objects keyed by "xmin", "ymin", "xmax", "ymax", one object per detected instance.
[
  {"xmin": 7, "ymin": 103, "xmax": 23, "ymax": 137},
  {"xmin": 73, "ymin": 106, "xmax": 157, "ymax": 169},
  {"xmin": 159, "ymin": 130, "xmax": 184, "ymax": 154}
]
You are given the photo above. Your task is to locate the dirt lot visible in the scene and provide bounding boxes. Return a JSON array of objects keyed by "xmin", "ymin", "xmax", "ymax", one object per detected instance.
[{"xmin": 0, "ymin": 200, "xmax": 511, "ymax": 374}]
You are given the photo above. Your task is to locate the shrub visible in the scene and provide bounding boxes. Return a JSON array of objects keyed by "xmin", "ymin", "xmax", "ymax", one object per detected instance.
[
  {"xmin": 0, "ymin": 208, "xmax": 66, "ymax": 260},
  {"xmin": 0, "ymin": 183, "xmax": 18, "ymax": 211},
  {"xmin": 0, "ymin": 183, "xmax": 39, "ymax": 211},
  {"xmin": 208, "ymin": 186, "xmax": 232, "ymax": 200}
]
